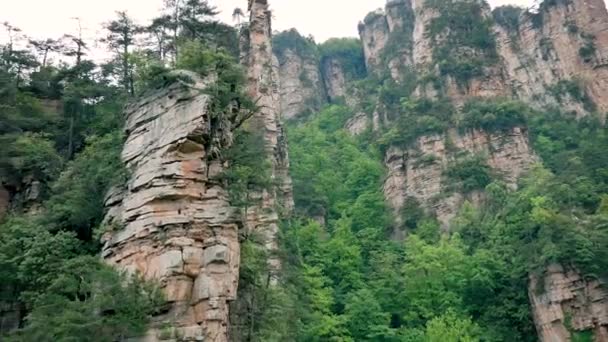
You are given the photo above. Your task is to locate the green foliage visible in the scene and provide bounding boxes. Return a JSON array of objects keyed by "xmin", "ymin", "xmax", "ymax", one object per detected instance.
[
  {"xmin": 424, "ymin": 311, "xmax": 481, "ymax": 342},
  {"xmin": 288, "ymin": 105, "xmax": 387, "ymax": 226},
  {"xmin": 426, "ymin": 0, "xmax": 498, "ymax": 85},
  {"xmin": 579, "ymin": 33, "xmax": 596, "ymax": 62},
  {"xmin": 44, "ymin": 132, "xmax": 126, "ymax": 241},
  {"xmin": 548, "ymin": 79, "xmax": 596, "ymax": 112},
  {"xmin": 273, "ymin": 29, "xmax": 318, "ymax": 63},
  {"xmin": 378, "ymin": 98, "xmax": 453, "ymax": 151},
  {"xmin": 0, "ymin": 133, "xmax": 63, "ymax": 186},
  {"xmin": 344, "ymin": 289, "xmax": 392, "ymax": 340},
  {"xmin": 223, "ymin": 129, "xmax": 272, "ymax": 212},
  {"xmin": 445, "ymin": 154, "xmax": 493, "ymax": 193},
  {"xmin": 319, "ymin": 38, "xmax": 367, "ymax": 80},
  {"xmin": 11, "ymin": 257, "xmax": 162, "ymax": 342},
  {"xmin": 572, "ymin": 330, "xmax": 594, "ymax": 342},
  {"xmin": 0, "ymin": 217, "xmax": 81, "ymax": 307},
  {"xmin": 492, "ymin": 6, "xmax": 523, "ymax": 32},
  {"xmin": 458, "ymin": 99, "xmax": 529, "ymax": 132}
]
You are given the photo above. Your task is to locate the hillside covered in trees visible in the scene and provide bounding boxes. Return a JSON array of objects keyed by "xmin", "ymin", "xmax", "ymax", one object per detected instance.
[{"xmin": 2, "ymin": 0, "xmax": 608, "ymax": 341}]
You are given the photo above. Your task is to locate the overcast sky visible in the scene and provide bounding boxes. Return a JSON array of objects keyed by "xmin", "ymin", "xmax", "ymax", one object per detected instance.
[{"xmin": 0, "ymin": 0, "xmax": 534, "ymax": 45}]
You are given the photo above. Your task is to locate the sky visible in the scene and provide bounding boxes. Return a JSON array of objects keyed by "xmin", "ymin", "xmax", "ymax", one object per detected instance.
[{"xmin": 0, "ymin": 0, "xmax": 533, "ymax": 46}]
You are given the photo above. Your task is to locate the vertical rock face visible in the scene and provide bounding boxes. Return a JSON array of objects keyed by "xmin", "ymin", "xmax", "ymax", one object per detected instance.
[
  {"xmin": 244, "ymin": 0, "xmax": 294, "ymax": 255},
  {"xmin": 275, "ymin": 46, "xmax": 326, "ymax": 120},
  {"xmin": 495, "ymin": 0, "xmax": 608, "ymax": 118},
  {"xmin": 359, "ymin": 9, "xmax": 391, "ymax": 71},
  {"xmin": 321, "ymin": 57, "xmax": 348, "ymax": 102},
  {"xmin": 358, "ymin": 0, "xmax": 608, "ymax": 339},
  {"xmin": 382, "ymin": 128, "xmax": 537, "ymax": 229},
  {"xmin": 102, "ymin": 77, "xmax": 241, "ymax": 342},
  {"xmin": 529, "ymin": 264, "xmax": 608, "ymax": 341},
  {"xmin": 359, "ymin": 0, "xmax": 414, "ymax": 76}
]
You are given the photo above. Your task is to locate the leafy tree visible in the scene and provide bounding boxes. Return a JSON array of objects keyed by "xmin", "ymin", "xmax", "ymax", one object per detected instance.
[
  {"xmin": 102, "ymin": 11, "xmax": 142, "ymax": 96},
  {"xmin": 344, "ymin": 289, "xmax": 392, "ymax": 341},
  {"xmin": 29, "ymin": 38, "xmax": 61, "ymax": 68},
  {"xmin": 424, "ymin": 311, "xmax": 481, "ymax": 342},
  {"xmin": 12, "ymin": 257, "xmax": 162, "ymax": 342}
]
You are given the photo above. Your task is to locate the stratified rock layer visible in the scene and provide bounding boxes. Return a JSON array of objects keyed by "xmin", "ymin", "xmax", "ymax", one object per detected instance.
[
  {"xmin": 102, "ymin": 77, "xmax": 240, "ymax": 342},
  {"xmin": 358, "ymin": 0, "xmax": 608, "ymax": 340},
  {"xmin": 243, "ymin": 0, "xmax": 294, "ymax": 252},
  {"xmin": 383, "ymin": 127, "xmax": 537, "ymax": 230},
  {"xmin": 276, "ymin": 48, "xmax": 326, "ymax": 120},
  {"xmin": 529, "ymin": 264, "xmax": 608, "ymax": 341}
]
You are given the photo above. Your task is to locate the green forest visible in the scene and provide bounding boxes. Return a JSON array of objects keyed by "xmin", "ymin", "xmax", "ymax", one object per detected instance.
[{"xmin": 2, "ymin": 0, "xmax": 608, "ymax": 341}]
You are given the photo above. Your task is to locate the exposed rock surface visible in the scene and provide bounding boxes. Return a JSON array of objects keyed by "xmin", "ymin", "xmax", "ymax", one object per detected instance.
[
  {"xmin": 360, "ymin": 0, "xmax": 608, "ymax": 116},
  {"xmin": 495, "ymin": 0, "xmax": 608, "ymax": 118},
  {"xmin": 359, "ymin": 0, "xmax": 414, "ymax": 75},
  {"xmin": 276, "ymin": 48, "xmax": 326, "ymax": 120},
  {"xmin": 529, "ymin": 264, "xmax": 608, "ymax": 341},
  {"xmin": 243, "ymin": 0, "xmax": 294, "ymax": 258},
  {"xmin": 321, "ymin": 57, "xmax": 349, "ymax": 102},
  {"xmin": 359, "ymin": 0, "xmax": 608, "ymax": 339},
  {"xmin": 383, "ymin": 127, "xmax": 537, "ymax": 229},
  {"xmin": 102, "ymin": 77, "xmax": 241, "ymax": 342}
]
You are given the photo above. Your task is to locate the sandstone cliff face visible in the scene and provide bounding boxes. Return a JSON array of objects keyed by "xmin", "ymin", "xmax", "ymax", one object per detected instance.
[
  {"xmin": 529, "ymin": 264, "xmax": 608, "ymax": 341},
  {"xmin": 243, "ymin": 0, "xmax": 294, "ymax": 257},
  {"xmin": 495, "ymin": 0, "xmax": 608, "ymax": 118},
  {"xmin": 276, "ymin": 48, "xmax": 326, "ymax": 120},
  {"xmin": 383, "ymin": 127, "xmax": 537, "ymax": 230},
  {"xmin": 358, "ymin": 0, "xmax": 608, "ymax": 340},
  {"xmin": 321, "ymin": 57, "xmax": 349, "ymax": 103},
  {"xmin": 359, "ymin": 0, "xmax": 414, "ymax": 77},
  {"xmin": 102, "ymin": 77, "xmax": 241, "ymax": 342}
]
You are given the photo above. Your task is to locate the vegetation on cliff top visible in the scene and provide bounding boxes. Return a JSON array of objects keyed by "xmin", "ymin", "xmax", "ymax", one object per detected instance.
[{"xmin": 0, "ymin": 0, "xmax": 253, "ymax": 339}]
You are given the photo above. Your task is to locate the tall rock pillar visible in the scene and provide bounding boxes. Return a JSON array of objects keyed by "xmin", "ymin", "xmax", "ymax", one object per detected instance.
[
  {"xmin": 101, "ymin": 76, "xmax": 242, "ymax": 342},
  {"xmin": 243, "ymin": 0, "xmax": 294, "ymax": 265}
]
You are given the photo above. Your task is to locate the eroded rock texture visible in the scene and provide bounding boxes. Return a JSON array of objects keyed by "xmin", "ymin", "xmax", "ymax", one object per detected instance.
[
  {"xmin": 243, "ymin": 0, "xmax": 294, "ymax": 250},
  {"xmin": 529, "ymin": 264, "xmax": 608, "ymax": 341},
  {"xmin": 383, "ymin": 127, "xmax": 537, "ymax": 230},
  {"xmin": 275, "ymin": 46, "xmax": 326, "ymax": 120},
  {"xmin": 102, "ymin": 77, "xmax": 241, "ymax": 341},
  {"xmin": 359, "ymin": 0, "xmax": 608, "ymax": 340}
]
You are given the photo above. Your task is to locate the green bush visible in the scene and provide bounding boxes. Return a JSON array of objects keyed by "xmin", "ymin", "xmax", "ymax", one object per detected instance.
[
  {"xmin": 426, "ymin": 0, "xmax": 498, "ymax": 85},
  {"xmin": 459, "ymin": 99, "xmax": 530, "ymax": 132},
  {"xmin": 12, "ymin": 256, "xmax": 162, "ymax": 342},
  {"xmin": 378, "ymin": 98, "xmax": 454, "ymax": 151},
  {"xmin": 493, "ymin": 6, "xmax": 524, "ymax": 32},
  {"xmin": 548, "ymin": 79, "xmax": 596, "ymax": 112},
  {"xmin": 273, "ymin": 29, "xmax": 318, "ymax": 63},
  {"xmin": 319, "ymin": 38, "xmax": 367, "ymax": 80},
  {"xmin": 445, "ymin": 154, "xmax": 493, "ymax": 193}
]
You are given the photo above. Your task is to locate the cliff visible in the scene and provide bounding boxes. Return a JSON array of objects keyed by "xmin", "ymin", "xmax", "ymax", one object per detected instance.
[
  {"xmin": 355, "ymin": 0, "xmax": 608, "ymax": 340},
  {"xmin": 242, "ymin": 0, "xmax": 294, "ymax": 264},
  {"xmin": 529, "ymin": 264, "xmax": 608, "ymax": 341},
  {"xmin": 273, "ymin": 30, "xmax": 327, "ymax": 120},
  {"xmin": 101, "ymin": 75, "xmax": 242, "ymax": 341}
]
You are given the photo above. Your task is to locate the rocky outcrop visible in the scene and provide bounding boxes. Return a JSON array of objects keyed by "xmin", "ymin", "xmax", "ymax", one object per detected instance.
[
  {"xmin": 383, "ymin": 127, "xmax": 537, "ymax": 230},
  {"xmin": 102, "ymin": 76, "xmax": 241, "ymax": 342},
  {"xmin": 359, "ymin": 0, "xmax": 414, "ymax": 75},
  {"xmin": 495, "ymin": 0, "xmax": 608, "ymax": 118},
  {"xmin": 276, "ymin": 47, "xmax": 326, "ymax": 120},
  {"xmin": 244, "ymin": 0, "xmax": 294, "ymax": 257},
  {"xmin": 529, "ymin": 264, "xmax": 608, "ymax": 341},
  {"xmin": 321, "ymin": 57, "xmax": 348, "ymax": 102}
]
